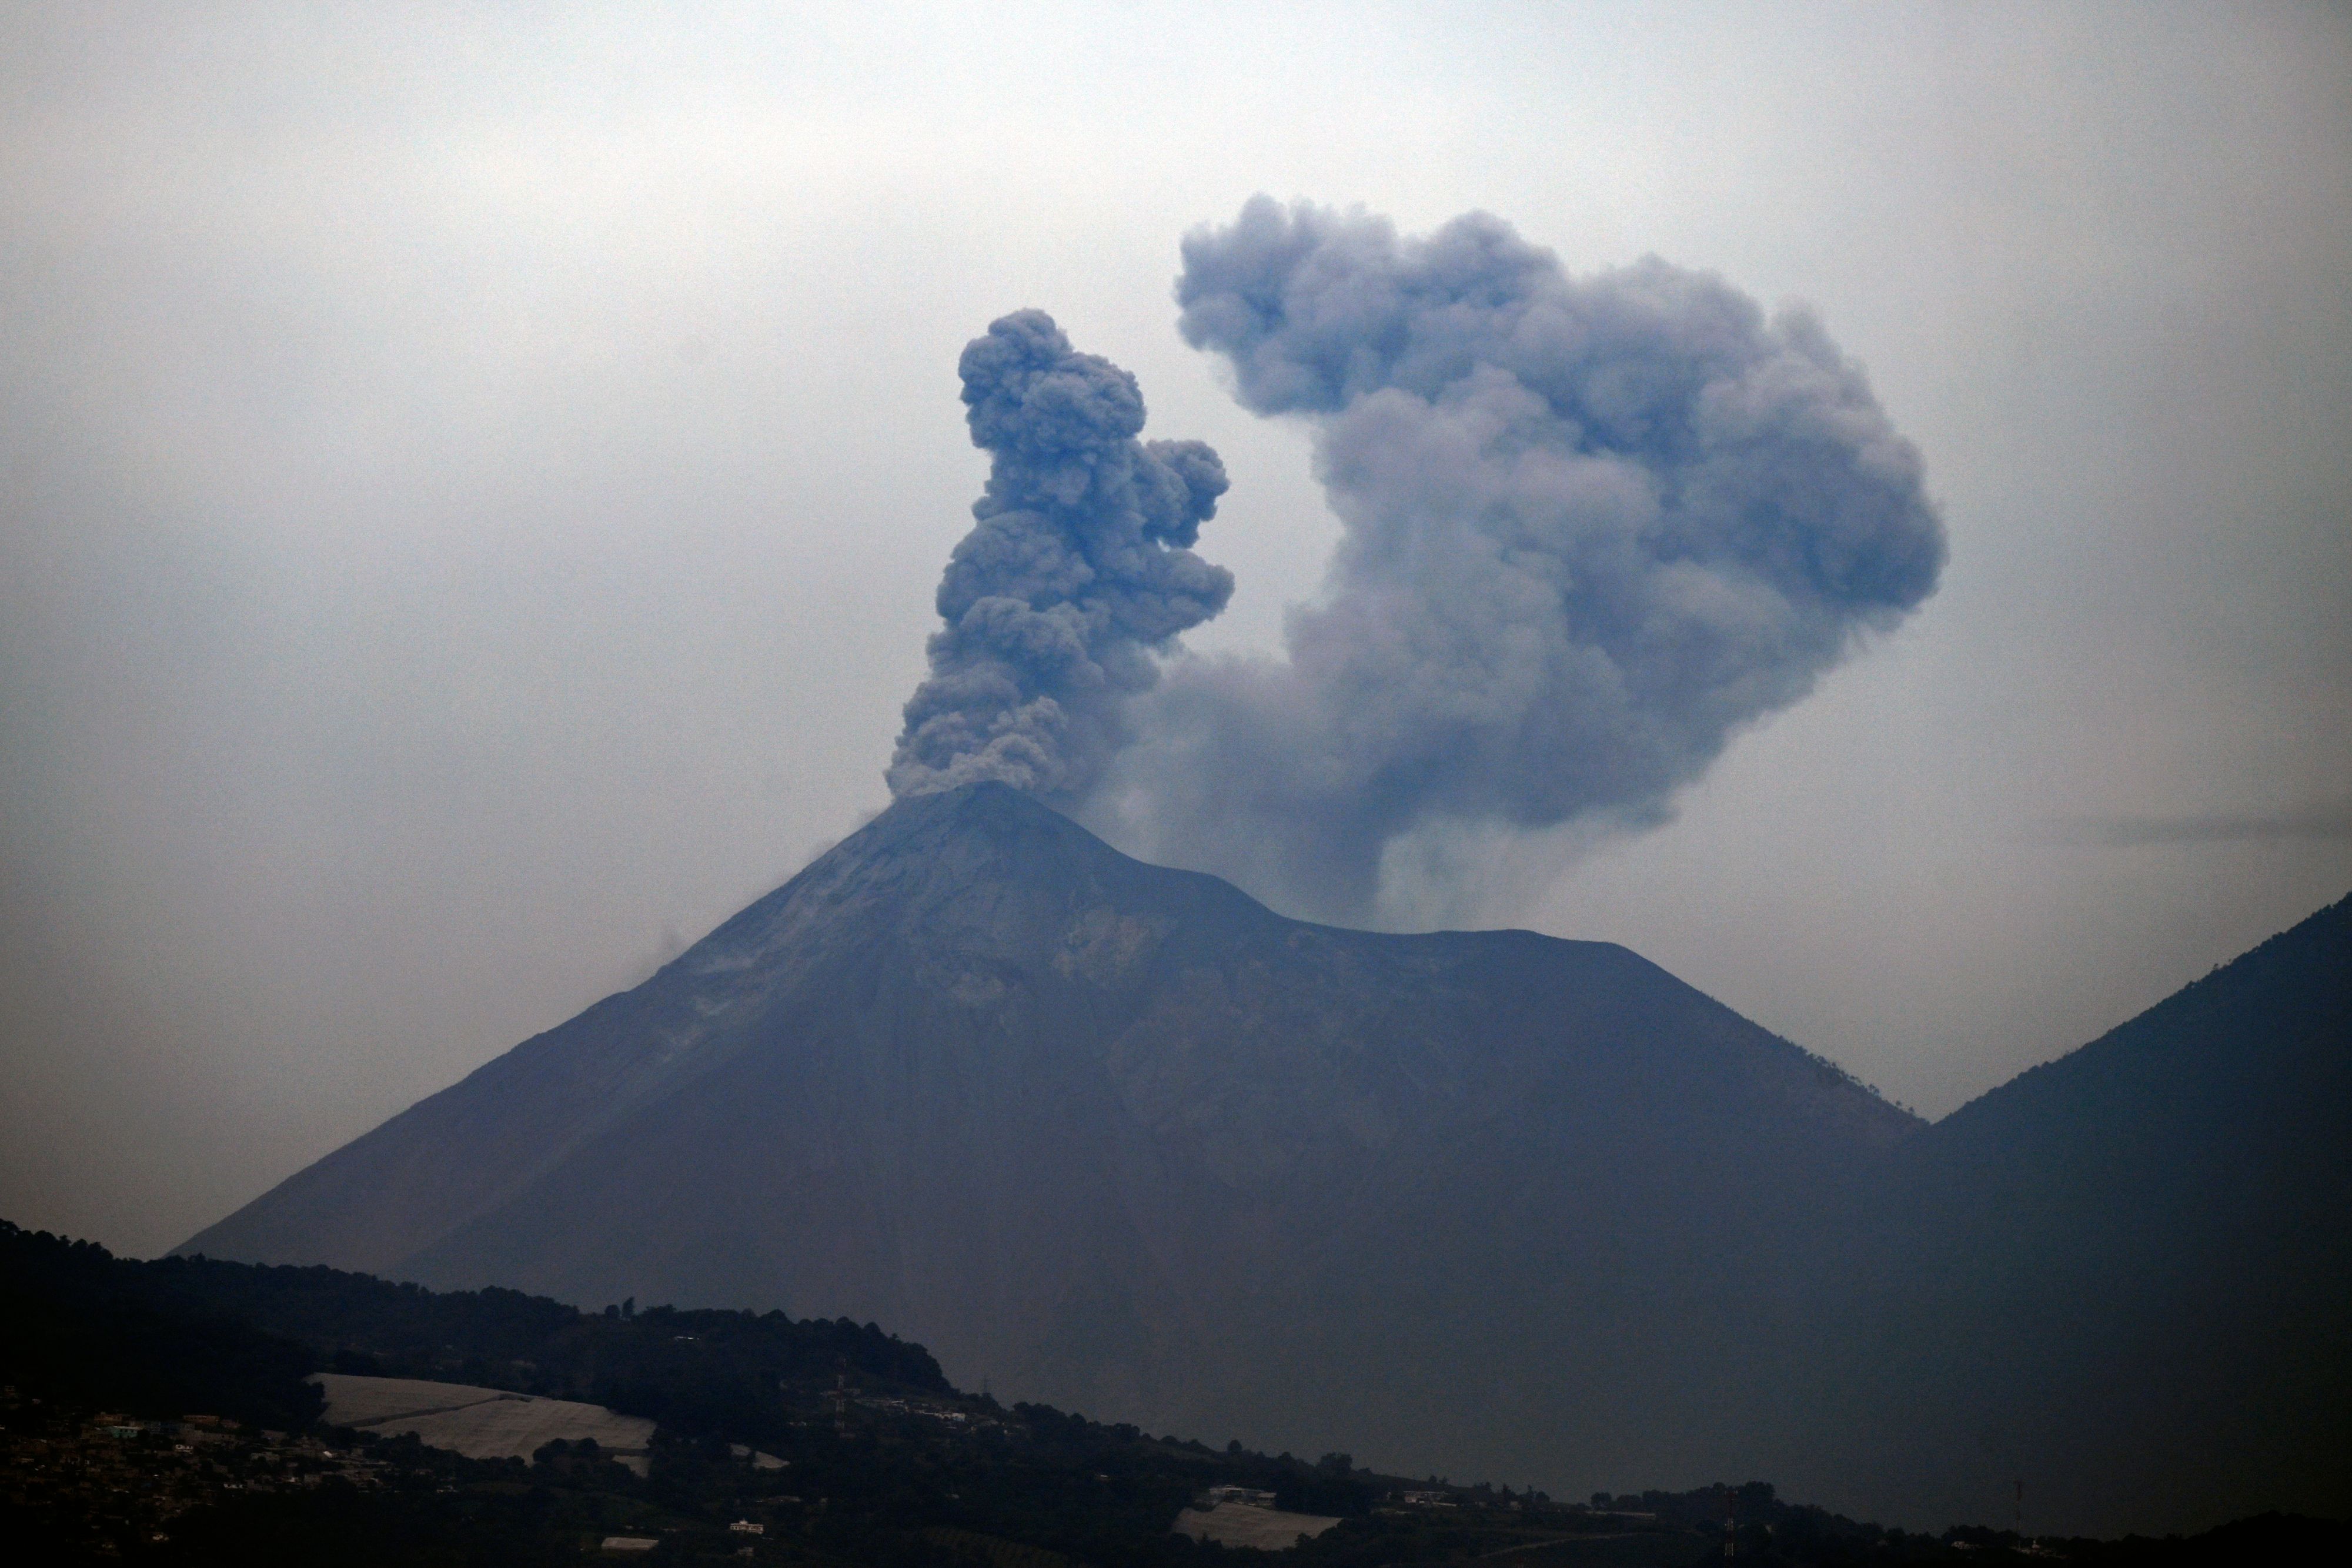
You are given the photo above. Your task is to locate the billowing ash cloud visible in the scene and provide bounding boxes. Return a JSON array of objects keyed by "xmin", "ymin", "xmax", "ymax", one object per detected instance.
[
  {"xmin": 896, "ymin": 202, "xmax": 1946, "ymax": 924},
  {"xmin": 887, "ymin": 309, "xmax": 1231, "ymax": 800},
  {"xmin": 1093, "ymin": 198, "xmax": 1946, "ymax": 918}
]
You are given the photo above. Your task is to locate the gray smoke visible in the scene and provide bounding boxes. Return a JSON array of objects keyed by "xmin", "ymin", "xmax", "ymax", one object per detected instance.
[
  {"xmin": 887, "ymin": 309, "xmax": 1232, "ymax": 800},
  {"xmin": 896, "ymin": 201, "xmax": 1946, "ymax": 922},
  {"xmin": 1104, "ymin": 198, "xmax": 1944, "ymax": 918}
]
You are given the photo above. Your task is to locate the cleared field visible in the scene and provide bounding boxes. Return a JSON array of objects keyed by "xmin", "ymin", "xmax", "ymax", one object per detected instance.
[
  {"xmin": 311, "ymin": 1373, "xmax": 656, "ymax": 1475},
  {"xmin": 1172, "ymin": 1502, "xmax": 1342, "ymax": 1550}
]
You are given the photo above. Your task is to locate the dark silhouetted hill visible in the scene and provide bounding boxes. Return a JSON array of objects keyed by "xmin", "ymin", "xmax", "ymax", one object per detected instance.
[
  {"xmin": 1775, "ymin": 892, "xmax": 2352, "ymax": 1534},
  {"xmin": 0, "ymin": 1221, "xmax": 323, "ymax": 1430}
]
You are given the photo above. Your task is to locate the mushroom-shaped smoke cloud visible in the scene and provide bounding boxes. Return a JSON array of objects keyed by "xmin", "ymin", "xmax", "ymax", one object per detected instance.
[
  {"xmin": 887, "ymin": 309, "xmax": 1232, "ymax": 800},
  {"xmin": 894, "ymin": 202, "xmax": 1946, "ymax": 924}
]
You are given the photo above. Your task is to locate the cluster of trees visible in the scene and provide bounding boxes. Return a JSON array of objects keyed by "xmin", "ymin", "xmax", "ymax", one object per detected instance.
[
  {"xmin": 9, "ymin": 1230, "xmax": 949, "ymax": 1447},
  {"xmin": 143, "ymin": 1248, "xmax": 949, "ymax": 1409},
  {"xmin": 0, "ymin": 1222, "xmax": 322, "ymax": 1430}
]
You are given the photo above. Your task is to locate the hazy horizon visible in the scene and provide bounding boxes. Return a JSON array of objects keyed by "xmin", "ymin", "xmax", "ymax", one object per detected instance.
[{"xmin": 5, "ymin": 2, "xmax": 2349, "ymax": 1256}]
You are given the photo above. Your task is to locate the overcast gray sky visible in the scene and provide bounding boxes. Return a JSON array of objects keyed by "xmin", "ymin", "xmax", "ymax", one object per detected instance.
[{"xmin": 5, "ymin": 1, "xmax": 2348, "ymax": 1258}]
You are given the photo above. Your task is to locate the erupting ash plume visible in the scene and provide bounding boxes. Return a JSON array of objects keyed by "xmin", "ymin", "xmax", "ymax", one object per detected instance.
[
  {"xmin": 887, "ymin": 309, "xmax": 1232, "ymax": 799},
  {"xmin": 894, "ymin": 200, "xmax": 1946, "ymax": 921}
]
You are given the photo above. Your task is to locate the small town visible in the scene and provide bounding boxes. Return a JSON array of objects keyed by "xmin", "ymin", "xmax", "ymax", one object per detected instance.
[{"xmin": 1, "ymin": 1386, "xmax": 396, "ymax": 1557}]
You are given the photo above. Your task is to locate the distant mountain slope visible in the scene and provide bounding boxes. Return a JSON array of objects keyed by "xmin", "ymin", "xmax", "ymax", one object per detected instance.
[
  {"xmin": 183, "ymin": 782, "xmax": 1916, "ymax": 1499},
  {"xmin": 1781, "ymin": 893, "xmax": 2352, "ymax": 1535}
]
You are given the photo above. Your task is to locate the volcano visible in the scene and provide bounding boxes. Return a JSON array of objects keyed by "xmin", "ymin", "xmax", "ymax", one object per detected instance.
[
  {"xmin": 181, "ymin": 785, "xmax": 2352, "ymax": 1533},
  {"xmin": 182, "ymin": 782, "xmax": 1916, "ymax": 1490}
]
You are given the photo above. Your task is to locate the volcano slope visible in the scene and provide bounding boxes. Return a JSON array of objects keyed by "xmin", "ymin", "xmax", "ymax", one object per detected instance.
[{"xmin": 183, "ymin": 781, "xmax": 1916, "ymax": 1495}]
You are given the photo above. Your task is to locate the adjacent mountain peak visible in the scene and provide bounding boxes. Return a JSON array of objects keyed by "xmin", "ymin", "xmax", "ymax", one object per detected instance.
[
  {"xmin": 1935, "ymin": 887, "xmax": 2351, "ymax": 1143},
  {"xmin": 1783, "ymin": 888, "xmax": 2352, "ymax": 1533}
]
